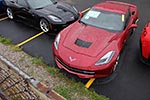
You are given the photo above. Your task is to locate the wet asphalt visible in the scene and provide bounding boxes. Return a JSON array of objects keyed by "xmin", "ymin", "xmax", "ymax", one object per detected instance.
[{"xmin": 0, "ymin": 0, "xmax": 150, "ymax": 100}]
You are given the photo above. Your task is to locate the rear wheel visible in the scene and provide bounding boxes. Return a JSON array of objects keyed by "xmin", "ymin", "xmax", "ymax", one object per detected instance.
[
  {"xmin": 40, "ymin": 18, "xmax": 51, "ymax": 32},
  {"xmin": 7, "ymin": 8, "xmax": 14, "ymax": 19}
]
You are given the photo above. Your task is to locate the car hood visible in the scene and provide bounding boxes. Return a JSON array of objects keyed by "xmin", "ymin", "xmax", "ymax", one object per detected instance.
[
  {"xmin": 63, "ymin": 22, "xmax": 119, "ymax": 57},
  {"xmin": 35, "ymin": 2, "xmax": 77, "ymax": 21}
]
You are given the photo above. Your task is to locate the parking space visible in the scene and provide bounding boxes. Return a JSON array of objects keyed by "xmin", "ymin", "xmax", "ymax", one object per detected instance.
[{"xmin": 1, "ymin": 0, "xmax": 150, "ymax": 100}]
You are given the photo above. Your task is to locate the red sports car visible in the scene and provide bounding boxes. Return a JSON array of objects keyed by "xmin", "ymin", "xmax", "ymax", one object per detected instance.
[
  {"xmin": 53, "ymin": 1, "xmax": 138, "ymax": 78},
  {"xmin": 140, "ymin": 23, "xmax": 150, "ymax": 65}
]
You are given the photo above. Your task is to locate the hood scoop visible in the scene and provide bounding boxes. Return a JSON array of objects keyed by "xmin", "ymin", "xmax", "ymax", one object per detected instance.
[{"xmin": 75, "ymin": 38, "xmax": 92, "ymax": 48}]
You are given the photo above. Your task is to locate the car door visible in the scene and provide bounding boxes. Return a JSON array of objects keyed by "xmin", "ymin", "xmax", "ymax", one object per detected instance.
[
  {"xmin": 118, "ymin": 9, "xmax": 135, "ymax": 49},
  {"xmin": 15, "ymin": 0, "xmax": 34, "ymax": 23}
]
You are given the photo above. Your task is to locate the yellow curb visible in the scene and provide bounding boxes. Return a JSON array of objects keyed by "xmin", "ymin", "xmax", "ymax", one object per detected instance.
[
  {"xmin": 81, "ymin": 8, "xmax": 91, "ymax": 13},
  {"xmin": 85, "ymin": 78, "xmax": 95, "ymax": 89},
  {"xmin": 0, "ymin": 17, "xmax": 8, "ymax": 21},
  {"xmin": 16, "ymin": 31, "xmax": 44, "ymax": 47}
]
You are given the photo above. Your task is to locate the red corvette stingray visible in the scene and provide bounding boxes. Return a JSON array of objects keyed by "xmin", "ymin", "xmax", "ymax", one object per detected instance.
[
  {"xmin": 140, "ymin": 23, "xmax": 150, "ymax": 65},
  {"xmin": 53, "ymin": 1, "xmax": 138, "ymax": 78}
]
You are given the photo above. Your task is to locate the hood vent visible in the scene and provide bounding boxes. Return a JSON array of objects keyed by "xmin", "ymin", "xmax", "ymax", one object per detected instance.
[{"xmin": 75, "ymin": 38, "xmax": 92, "ymax": 48}]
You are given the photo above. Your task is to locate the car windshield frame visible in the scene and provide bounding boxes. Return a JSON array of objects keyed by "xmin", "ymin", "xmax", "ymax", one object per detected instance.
[
  {"xmin": 27, "ymin": 0, "xmax": 57, "ymax": 9},
  {"xmin": 80, "ymin": 8, "xmax": 125, "ymax": 32}
]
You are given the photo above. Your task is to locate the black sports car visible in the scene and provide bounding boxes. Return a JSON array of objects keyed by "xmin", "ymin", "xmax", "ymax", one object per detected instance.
[{"xmin": 3, "ymin": 0, "xmax": 79, "ymax": 32}]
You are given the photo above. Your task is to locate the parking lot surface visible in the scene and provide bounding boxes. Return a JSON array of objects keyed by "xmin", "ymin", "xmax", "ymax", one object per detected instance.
[{"xmin": 0, "ymin": 0, "xmax": 150, "ymax": 100}]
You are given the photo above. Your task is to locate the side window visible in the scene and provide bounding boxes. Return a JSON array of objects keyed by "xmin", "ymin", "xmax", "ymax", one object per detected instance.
[{"xmin": 17, "ymin": 0, "xmax": 27, "ymax": 7}]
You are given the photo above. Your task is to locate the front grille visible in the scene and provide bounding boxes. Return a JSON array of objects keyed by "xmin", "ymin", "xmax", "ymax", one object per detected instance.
[{"xmin": 56, "ymin": 57, "xmax": 95, "ymax": 75}]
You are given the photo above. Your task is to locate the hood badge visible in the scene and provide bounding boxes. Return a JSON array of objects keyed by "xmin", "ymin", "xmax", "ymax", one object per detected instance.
[{"xmin": 69, "ymin": 56, "xmax": 76, "ymax": 62}]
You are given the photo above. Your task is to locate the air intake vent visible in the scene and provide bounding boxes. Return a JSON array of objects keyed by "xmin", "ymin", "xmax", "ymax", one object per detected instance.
[{"xmin": 75, "ymin": 39, "xmax": 92, "ymax": 48}]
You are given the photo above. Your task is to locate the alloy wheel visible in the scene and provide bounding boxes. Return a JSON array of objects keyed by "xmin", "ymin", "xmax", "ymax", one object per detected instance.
[
  {"xmin": 40, "ymin": 19, "xmax": 50, "ymax": 32},
  {"xmin": 7, "ymin": 8, "xmax": 13, "ymax": 19}
]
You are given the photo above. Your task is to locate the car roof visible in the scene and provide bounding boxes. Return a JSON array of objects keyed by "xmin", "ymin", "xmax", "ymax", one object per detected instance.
[{"xmin": 93, "ymin": 1, "xmax": 129, "ymax": 14}]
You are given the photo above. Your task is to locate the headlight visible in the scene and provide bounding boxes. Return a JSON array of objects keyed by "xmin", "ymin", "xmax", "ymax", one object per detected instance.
[
  {"xmin": 48, "ymin": 15, "xmax": 62, "ymax": 22},
  {"xmin": 95, "ymin": 51, "xmax": 115, "ymax": 66},
  {"xmin": 54, "ymin": 34, "xmax": 61, "ymax": 50}
]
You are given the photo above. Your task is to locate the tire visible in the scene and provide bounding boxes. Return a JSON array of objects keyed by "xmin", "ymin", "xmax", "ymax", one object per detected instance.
[
  {"xmin": 6, "ymin": 8, "xmax": 14, "ymax": 19},
  {"xmin": 113, "ymin": 55, "xmax": 120, "ymax": 72},
  {"xmin": 40, "ymin": 18, "xmax": 51, "ymax": 32}
]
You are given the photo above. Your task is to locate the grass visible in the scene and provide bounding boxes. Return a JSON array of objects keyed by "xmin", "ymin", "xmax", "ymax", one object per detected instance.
[
  {"xmin": 11, "ymin": 46, "xmax": 22, "ymax": 52},
  {"xmin": 0, "ymin": 36, "xmax": 22, "ymax": 51},
  {"xmin": 46, "ymin": 66, "xmax": 60, "ymax": 76},
  {"xmin": 31, "ymin": 57, "xmax": 45, "ymax": 66},
  {"xmin": 0, "ymin": 36, "xmax": 12, "ymax": 45},
  {"xmin": 54, "ymin": 77, "xmax": 109, "ymax": 100}
]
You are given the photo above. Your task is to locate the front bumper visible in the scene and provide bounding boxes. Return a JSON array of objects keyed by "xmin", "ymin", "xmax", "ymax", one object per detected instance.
[
  {"xmin": 53, "ymin": 54, "xmax": 114, "ymax": 78},
  {"xmin": 52, "ymin": 42, "xmax": 116, "ymax": 78}
]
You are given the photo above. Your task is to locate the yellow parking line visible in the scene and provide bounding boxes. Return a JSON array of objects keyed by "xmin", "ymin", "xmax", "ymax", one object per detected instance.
[
  {"xmin": 16, "ymin": 31, "xmax": 44, "ymax": 47},
  {"xmin": 0, "ymin": 17, "xmax": 8, "ymax": 21},
  {"xmin": 81, "ymin": 8, "xmax": 91, "ymax": 13},
  {"xmin": 85, "ymin": 78, "xmax": 95, "ymax": 89}
]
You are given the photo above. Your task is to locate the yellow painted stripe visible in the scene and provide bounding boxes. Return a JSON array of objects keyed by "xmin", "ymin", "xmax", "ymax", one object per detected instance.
[
  {"xmin": 85, "ymin": 78, "xmax": 95, "ymax": 89},
  {"xmin": 16, "ymin": 31, "xmax": 44, "ymax": 47},
  {"xmin": 0, "ymin": 17, "xmax": 8, "ymax": 21},
  {"xmin": 81, "ymin": 8, "xmax": 91, "ymax": 13}
]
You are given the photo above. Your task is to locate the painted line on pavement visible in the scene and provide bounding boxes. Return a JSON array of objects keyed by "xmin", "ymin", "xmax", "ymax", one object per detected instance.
[
  {"xmin": 0, "ymin": 17, "xmax": 8, "ymax": 21},
  {"xmin": 16, "ymin": 31, "xmax": 44, "ymax": 47},
  {"xmin": 81, "ymin": 8, "xmax": 90, "ymax": 13},
  {"xmin": 85, "ymin": 78, "xmax": 95, "ymax": 89}
]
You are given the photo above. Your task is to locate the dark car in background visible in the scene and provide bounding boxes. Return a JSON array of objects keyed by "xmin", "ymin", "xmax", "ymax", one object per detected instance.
[
  {"xmin": 0, "ymin": 0, "xmax": 4, "ymax": 13},
  {"xmin": 3, "ymin": 0, "xmax": 79, "ymax": 32}
]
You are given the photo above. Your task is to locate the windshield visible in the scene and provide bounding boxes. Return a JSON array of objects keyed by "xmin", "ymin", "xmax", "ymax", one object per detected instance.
[
  {"xmin": 27, "ymin": 0, "xmax": 57, "ymax": 9},
  {"xmin": 80, "ymin": 9, "xmax": 125, "ymax": 32}
]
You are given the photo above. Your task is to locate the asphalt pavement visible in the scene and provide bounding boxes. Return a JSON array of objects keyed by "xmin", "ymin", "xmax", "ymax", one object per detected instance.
[{"xmin": 0, "ymin": 0, "xmax": 150, "ymax": 100}]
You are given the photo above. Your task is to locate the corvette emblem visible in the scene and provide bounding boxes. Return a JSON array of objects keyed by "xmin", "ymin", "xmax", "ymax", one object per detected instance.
[{"xmin": 69, "ymin": 56, "xmax": 76, "ymax": 62}]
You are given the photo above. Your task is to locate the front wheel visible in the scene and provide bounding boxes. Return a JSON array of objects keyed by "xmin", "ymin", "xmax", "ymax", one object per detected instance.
[
  {"xmin": 6, "ymin": 8, "xmax": 14, "ymax": 19},
  {"xmin": 113, "ymin": 55, "xmax": 120, "ymax": 72},
  {"xmin": 40, "ymin": 19, "xmax": 51, "ymax": 32}
]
